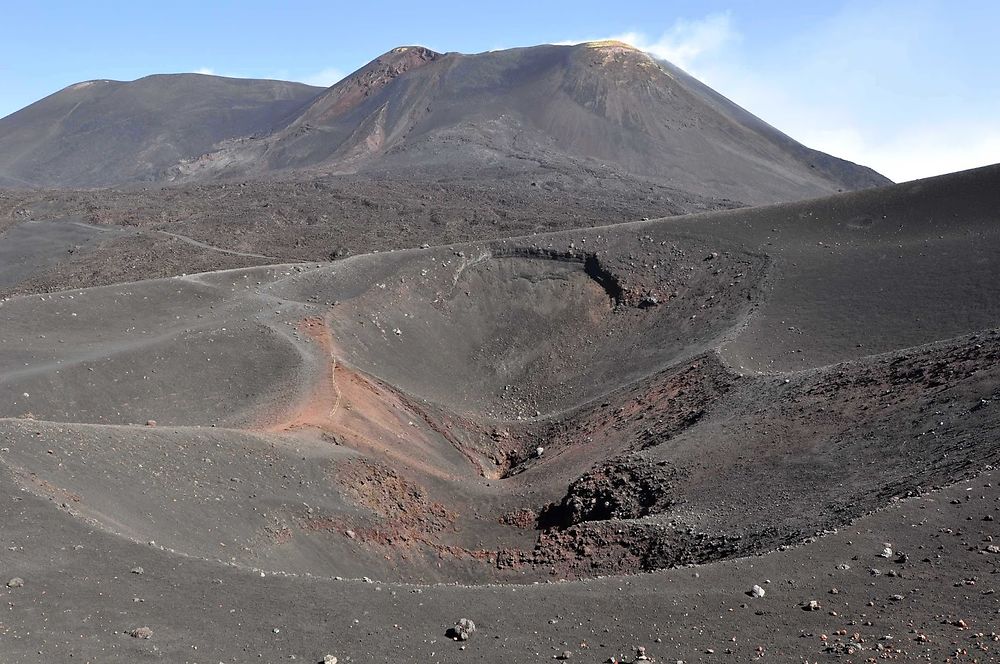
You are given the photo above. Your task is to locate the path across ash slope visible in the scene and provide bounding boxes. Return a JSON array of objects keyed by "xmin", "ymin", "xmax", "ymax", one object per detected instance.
[{"xmin": 155, "ymin": 229, "xmax": 294, "ymax": 261}]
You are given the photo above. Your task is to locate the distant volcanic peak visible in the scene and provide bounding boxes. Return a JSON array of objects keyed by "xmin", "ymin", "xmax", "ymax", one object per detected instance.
[
  {"xmin": 331, "ymin": 44, "xmax": 440, "ymax": 95},
  {"xmin": 387, "ymin": 45, "xmax": 441, "ymax": 58},
  {"xmin": 347, "ymin": 45, "xmax": 441, "ymax": 89},
  {"xmin": 373, "ymin": 45, "xmax": 442, "ymax": 71},
  {"xmin": 301, "ymin": 45, "xmax": 441, "ymax": 124},
  {"xmin": 571, "ymin": 39, "xmax": 658, "ymax": 70}
]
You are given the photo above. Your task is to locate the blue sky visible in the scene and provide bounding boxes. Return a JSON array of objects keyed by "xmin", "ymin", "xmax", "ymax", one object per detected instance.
[{"xmin": 1, "ymin": 0, "xmax": 997, "ymax": 181}]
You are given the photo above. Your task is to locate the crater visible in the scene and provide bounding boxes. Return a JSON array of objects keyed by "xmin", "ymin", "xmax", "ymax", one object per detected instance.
[
  {"xmin": 318, "ymin": 247, "xmax": 760, "ymax": 420},
  {"xmin": 5, "ymin": 240, "xmax": 998, "ymax": 586}
]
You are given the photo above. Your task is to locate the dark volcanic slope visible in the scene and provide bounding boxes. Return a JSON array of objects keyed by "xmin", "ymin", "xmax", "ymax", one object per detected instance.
[
  {"xmin": 176, "ymin": 42, "xmax": 889, "ymax": 204},
  {"xmin": 0, "ymin": 166, "xmax": 996, "ymax": 661},
  {"xmin": 0, "ymin": 74, "xmax": 322, "ymax": 188},
  {"xmin": 0, "ymin": 43, "xmax": 888, "ymax": 203}
]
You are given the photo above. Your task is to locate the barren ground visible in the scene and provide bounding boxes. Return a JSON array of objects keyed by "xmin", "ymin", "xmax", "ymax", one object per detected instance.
[{"xmin": 0, "ymin": 165, "xmax": 997, "ymax": 661}]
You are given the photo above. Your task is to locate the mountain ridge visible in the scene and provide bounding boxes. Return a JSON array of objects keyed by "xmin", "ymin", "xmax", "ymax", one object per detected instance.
[
  {"xmin": 0, "ymin": 42, "xmax": 889, "ymax": 203},
  {"xmin": 0, "ymin": 73, "xmax": 323, "ymax": 188}
]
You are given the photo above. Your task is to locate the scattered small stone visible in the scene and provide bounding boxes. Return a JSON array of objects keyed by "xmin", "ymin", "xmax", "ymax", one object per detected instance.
[
  {"xmin": 129, "ymin": 626, "xmax": 153, "ymax": 639},
  {"xmin": 534, "ymin": 446, "xmax": 545, "ymax": 458},
  {"xmin": 555, "ymin": 651, "xmax": 572, "ymax": 660},
  {"xmin": 985, "ymin": 545, "xmax": 1000, "ymax": 554},
  {"xmin": 322, "ymin": 656, "xmax": 338, "ymax": 664},
  {"xmin": 879, "ymin": 546, "xmax": 893, "ymax": 558},
  {"xmin": 889, "ymin": 594, "xmax": 904, "ymax": 601},
  {"xmin": 6, "ymin": 577, "xmax": 23, "ymax": 588},
  {"xmin": 749, "ymin": 584, "xmax": 766, "ymax": 598},
  {"xmin": 824, "ymin": 641, "xmax": 864, "ymax": 655},
  {"xmin": 130, "ymin": 566, "xmax": 144, "ymax": 575},
  {"xmin": 639, "ymin": 294, "xmax": 659, "ymax": 308},
  {"xmin": 448, "ymin": 618, "xmax": 476, "ymax": 641},
  {"xmin": 803, "ymin": 600, "xmax": 821, "ymax": 611},
  {"xmin": 145, "ymin": 420, "xmax": 156, "ymax": 427}
]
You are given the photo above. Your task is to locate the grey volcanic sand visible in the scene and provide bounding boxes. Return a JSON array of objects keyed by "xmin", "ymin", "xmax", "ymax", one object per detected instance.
[
  {"xmin": 0, "ymin": 447, "xmax": 996, "ymax": 662},
  {"xmin": 0, "ymin": 165, "xmax": 997, "ymax": 661},
  {"xmin": 0, "ymin": 220, "xmax": 132, "ymax": 290}
]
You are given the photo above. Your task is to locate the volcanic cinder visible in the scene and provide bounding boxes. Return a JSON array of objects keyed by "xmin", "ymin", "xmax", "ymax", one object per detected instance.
[{"xmin": 0, "ymin": 41, "xmax": 997, "ymax": 664}]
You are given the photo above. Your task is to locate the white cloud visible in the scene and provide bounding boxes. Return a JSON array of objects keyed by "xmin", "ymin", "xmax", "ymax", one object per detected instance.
[
  {"xmin": 298, "ymin": 67, "xmax": 346, "ymax": 88},
  {"xmin": 798, "ymin": 123, "xmax": 1000, "ymax": 183},
  {"xmin": 611, "ymin": 14, "xmax": 736, "ymax": 73}
]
